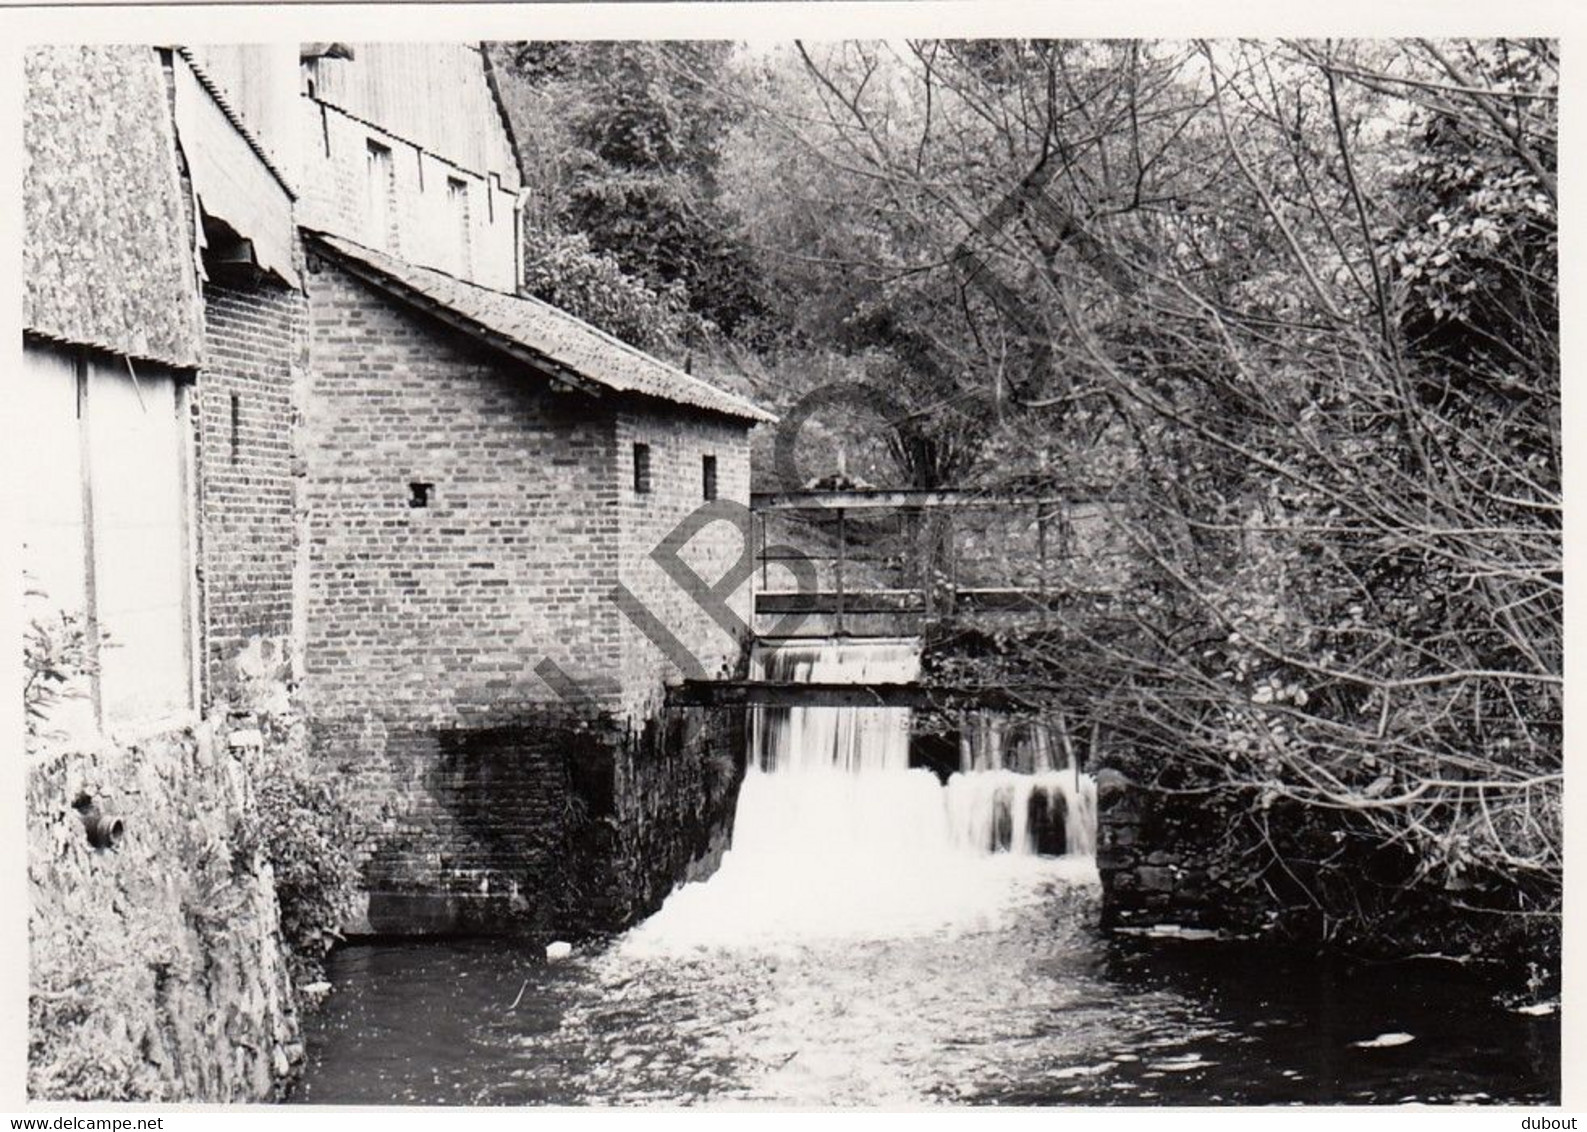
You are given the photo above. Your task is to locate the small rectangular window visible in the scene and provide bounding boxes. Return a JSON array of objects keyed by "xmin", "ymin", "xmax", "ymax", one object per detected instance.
[
  {"xmin": 633, "ymin": 443, "xmax": 651, "ymax": 495},
  {"xmin": 366, "ymin": 139, "xmax": 395, "ymax": 251},
  {"xmin": 229, "ymin": 393, "xmax": 241, "ymax": 465},
  {"xmin": 702, "ymin": 454, "xmax": 718, "ymax": 501},
  {"xmin": 447, "ymin": 177, "xmax": 473, "ymax": 277}
]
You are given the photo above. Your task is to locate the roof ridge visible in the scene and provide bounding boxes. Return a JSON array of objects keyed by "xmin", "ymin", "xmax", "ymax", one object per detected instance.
[
  {"xmin": 171, "ymin": 46, "xmax": 297, "ymax": 199},
  {"xmin": 305, "ymin": 230, "xmax": 775, "ymax": 423}
]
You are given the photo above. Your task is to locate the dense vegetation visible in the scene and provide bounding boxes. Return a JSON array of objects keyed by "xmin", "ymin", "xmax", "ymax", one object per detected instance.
[
  {"xmin": 238, "ymin": 744, "xmax": 362, "ymax": 988},
  {"xmin": 490, "ymin": 39, "xmax": 1559, "ymax": 970}
]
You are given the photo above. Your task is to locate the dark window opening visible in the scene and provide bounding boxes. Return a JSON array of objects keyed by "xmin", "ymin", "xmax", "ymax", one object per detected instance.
[
  {"xmin": 366, "ymin": 139, "xmax": 396, "ymax": 251},
  {"xmin": 447, "ymin": 177, "xmax": 473, "ymax": 276},
  {"xmin": 409, "ymin": 481, "xmax": 433, "ymax": 508},
  {"xmin": 702, "ymin": 454, "xmax": 718, "ymax": 501},
  {"xmin": 229, "ymin": 393, "xmax": 240, "ymax": 464},
  {"xmin": 633, "ymin": 443, "xmax": 651, "ymax": 495}
]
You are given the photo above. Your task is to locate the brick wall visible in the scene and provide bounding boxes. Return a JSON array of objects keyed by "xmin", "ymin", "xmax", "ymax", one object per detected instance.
[
  {"xmin": 614, "ymin": 405, "xmax": 755, "ymax": 721},
  {"xmin": 302, "ymin": 257, "xmax": 625, "ymax": 931},
  {"xmin": 299, "ymin": 256, "xmax": 760, "ymax": 937},
  {"xmin": 198, "ymin": 275, "xmax": 306, "ymax": 702},
  {"xmin": 607, "ymin": 408, "xmax": 755, "ymax": 931},
  {"xmin": 302, "ymin": 258, "xmax": 623, "ymax": 725}
]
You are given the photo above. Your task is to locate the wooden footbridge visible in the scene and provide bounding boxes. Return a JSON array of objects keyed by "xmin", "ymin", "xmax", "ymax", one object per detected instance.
[
  {"xmin": 668, "ymin": 672, "xmax": 1062, "ymax": 711},
  {"xmin": 675, "ymin": 485, "xmax": 1113, "ymax": 710},
  {"xmin": 747, "ymin": 486, "xmax": 1104, "ymax": 634}
]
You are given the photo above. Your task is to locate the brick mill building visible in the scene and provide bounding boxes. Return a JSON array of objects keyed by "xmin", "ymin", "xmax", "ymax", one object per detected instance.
[
  {"xmin": 289, "ymin": 43, "xmax": 770, "ymax": 931},
  {"xmin": 23, "ymin": 43, "xmax": 769, "ymax": 941}
]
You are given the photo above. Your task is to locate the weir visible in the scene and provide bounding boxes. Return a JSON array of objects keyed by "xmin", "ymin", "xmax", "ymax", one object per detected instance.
[
  {"xmin": 629, "ymin": 636, "xmax": 1097, "ymax": 951},
  {"xmin": 296, "ymin": 636, "xmax": 1562, "ymax": 1107}
]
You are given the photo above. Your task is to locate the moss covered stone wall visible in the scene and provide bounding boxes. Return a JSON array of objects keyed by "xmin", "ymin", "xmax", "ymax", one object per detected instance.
[{"xmin": 27, "ymin": 725, "xmax": 301, "ymax": 1102}]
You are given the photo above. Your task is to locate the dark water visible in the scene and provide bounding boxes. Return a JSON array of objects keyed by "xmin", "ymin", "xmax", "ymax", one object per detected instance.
[{"xmin": 292, "ymin": 877, "xmax": 1558, "ymax": 1107}]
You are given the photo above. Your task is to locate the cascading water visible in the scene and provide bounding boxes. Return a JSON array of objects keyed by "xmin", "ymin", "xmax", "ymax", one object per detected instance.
[
  {"xmin": 946, "ymin": 713, "xmax": 1098, "ymax": 857},
  {"xmin": 297, "ymin": 639, "xmax": 1560, "ymax": 1107},
  {"xmin": 624, "ymin": 637, "xmax": 1098, "ymax": 953}
]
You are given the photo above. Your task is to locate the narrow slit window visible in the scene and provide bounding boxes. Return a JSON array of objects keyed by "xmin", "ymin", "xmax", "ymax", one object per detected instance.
[
  {"xmin": 229, "ymin": 393, "xmax": 240, "ymax": 465},
  {"xmin": 366, "ymin": 139, "xmax": 395, "ymax": 251},
  {"xmin": 633, "ymin": 443, "xmax": 651, "ymax": 495},
  {"xmin": 447, "ymin": 177, "xmax": 472, "ymax": 277},
  {"xmin": 702, "ymin": 454, "xmax": 718, "ymax": 501}
]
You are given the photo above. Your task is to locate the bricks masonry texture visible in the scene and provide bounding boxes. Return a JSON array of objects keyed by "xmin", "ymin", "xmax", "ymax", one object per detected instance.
[
  {"xmin": 301, "ymin": 256, "xmax": 757, "ymax": 935},
  {"xmin": 198, "ymin": 274, "xmax": 307, "ymax": 702},
  {"xmin": 615, "ymin": 404, "xmax": 755, "ymax": 720},
  {"xmin": 26, "ymin": 41, "xmax": 769, "ymax": 1098}
]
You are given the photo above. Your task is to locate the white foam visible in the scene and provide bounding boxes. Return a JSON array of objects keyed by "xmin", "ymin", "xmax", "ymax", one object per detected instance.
[{"xmin": 624, "ymin": 638, "xmax": 1100, "ymax": 956}]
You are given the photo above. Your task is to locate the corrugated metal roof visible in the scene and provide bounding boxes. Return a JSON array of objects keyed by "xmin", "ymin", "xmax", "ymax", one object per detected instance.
[{"xmin": 310, "ymin": 232, "xmax": 775, "ymax": 424}]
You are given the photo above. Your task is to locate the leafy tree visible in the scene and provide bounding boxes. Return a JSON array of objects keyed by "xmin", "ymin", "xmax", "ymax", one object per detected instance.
[
  {"xmin": 731, "ymin": 38, "xmax": 1559, "ymax": 965},
  {"xmin": 520, "ymin": 227, "xmax": 705, "ymax": 354},
  {"xmin": 493, "ymin": 41, "xmax": 769, "ymax": 339}
]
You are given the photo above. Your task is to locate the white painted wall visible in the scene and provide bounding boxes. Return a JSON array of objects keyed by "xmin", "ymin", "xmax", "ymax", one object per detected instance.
[
  {"xmin": 21, "ymin": 341, "xmax": 195, "ymax": 735},
  {"xmin": 86, "ymin": 356, "xmax": 193, "ymax": 725}
]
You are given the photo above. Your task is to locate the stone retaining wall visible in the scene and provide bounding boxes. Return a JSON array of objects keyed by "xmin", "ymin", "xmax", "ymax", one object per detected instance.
[
  {"xmin": 27, "ymin": 725, "xmax": 301, "ymax": 1102},
  {"xmin": 1095, "ymin": 768, "xmax": 1256, "ymax": 932}
]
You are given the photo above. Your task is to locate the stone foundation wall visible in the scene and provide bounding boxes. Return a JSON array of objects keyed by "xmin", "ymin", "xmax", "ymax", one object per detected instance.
[
  {"xmin": 335, "ymin": 701, "xmax": 747, "ymax": 939},
  {"xmin": 604, "ymin": 703, "xmax": 746, "ymax": 927},
  {"xmin": 1095, "ymin": 768, "xmax": 1263, "ymax": 933},
  {"xmin": 27, "ymin": 725, "xmax": 300, "ymax": 1102}
]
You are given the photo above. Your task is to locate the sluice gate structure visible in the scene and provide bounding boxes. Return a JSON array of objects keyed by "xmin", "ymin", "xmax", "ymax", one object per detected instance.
[
  {"xmin": 747, "ymin": 486, "xmax": 1120, "ymax": 639},
  {"xmin": 659, "ymin": 486, "xmax": 1106, "ymax": 881}
]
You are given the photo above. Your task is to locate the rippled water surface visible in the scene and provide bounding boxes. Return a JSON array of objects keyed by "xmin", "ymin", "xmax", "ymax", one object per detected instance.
[
  {"xmin": 299, "ymin": 641, "xmax": 1556, "ymax": 1106},
  {"xmin": 293, "ymin": 871, "xmax": 1557, "ymax": 1107}
]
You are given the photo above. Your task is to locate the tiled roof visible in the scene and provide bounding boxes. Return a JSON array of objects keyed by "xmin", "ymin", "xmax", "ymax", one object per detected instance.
[{"xmin": 309, "ymin": 232, "xmax": 775, "ymax": 424}]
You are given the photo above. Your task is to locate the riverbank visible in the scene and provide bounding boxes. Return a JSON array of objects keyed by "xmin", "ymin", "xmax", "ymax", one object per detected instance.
[
  {"xmin": 27, "ymin": 724, "xmax": 303, "ymax": 1101},
  {"xmin": 292, "ymin": 875, "xmax": 1559, "ymax": 1106}
]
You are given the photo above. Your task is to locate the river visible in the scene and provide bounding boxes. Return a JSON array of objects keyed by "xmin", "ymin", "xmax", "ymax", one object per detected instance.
[
  {"xmin": 292, "ymin": 639, "xmax": 1559, "ymax": 1106},
  {"xmin": 292, "ymin": 875, "xmax": 1556, "ymax": 1106}
]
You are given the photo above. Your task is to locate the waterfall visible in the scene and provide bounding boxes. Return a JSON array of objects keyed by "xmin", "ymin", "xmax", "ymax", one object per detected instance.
[
  {"xmin": 624, "ymin": 638, "xmax": 1098, "ymax": 952},
  {"xmin": 750, "ymin": 637, "xmax": 920, "ymax": 775},
  {"xmin": 946, "ymin": 714, "xmax": 1098, "ymax": 857}
]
